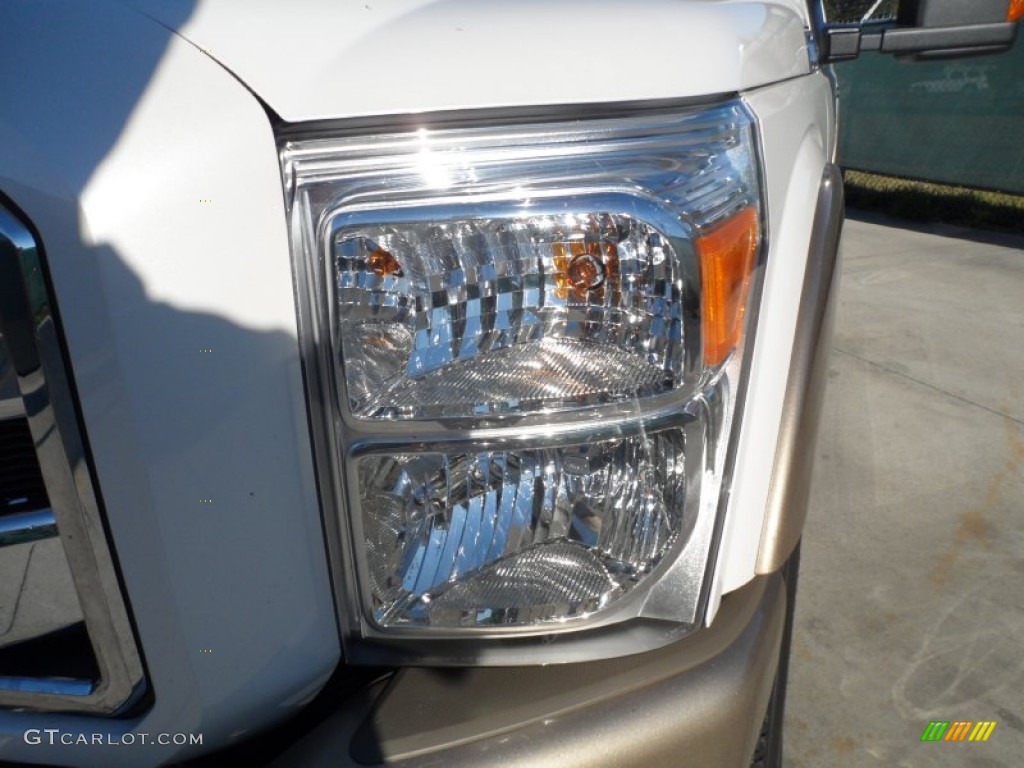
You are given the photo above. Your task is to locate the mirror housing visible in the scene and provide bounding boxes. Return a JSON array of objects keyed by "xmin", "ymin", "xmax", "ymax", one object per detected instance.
[
  {"xmin": 897, "ymin": 0, "xmax": 1010, "ymax": 27},
  {"xmin": 821, "ymin": 0, "xmax": 1020, "ymax": 63}
]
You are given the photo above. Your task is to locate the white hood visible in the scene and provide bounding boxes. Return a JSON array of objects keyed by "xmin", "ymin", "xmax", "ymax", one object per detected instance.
[{"xmin": 128, "ymin": 0, "xmax": 811, "ymax": 123}]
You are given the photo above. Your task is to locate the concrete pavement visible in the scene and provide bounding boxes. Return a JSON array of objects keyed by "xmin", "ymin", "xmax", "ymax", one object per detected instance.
[{"xmin": 785, "ymin": 214, "xmax": 1024, "ymax": 766}]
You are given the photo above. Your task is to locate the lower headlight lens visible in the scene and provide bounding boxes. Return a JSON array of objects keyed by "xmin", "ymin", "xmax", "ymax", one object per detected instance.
[{"xmin": 360, "ymin": 429, "xmax": 686, "ymax": 627}]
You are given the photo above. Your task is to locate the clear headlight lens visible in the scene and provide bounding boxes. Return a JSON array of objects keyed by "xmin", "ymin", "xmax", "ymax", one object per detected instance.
[
  {"xmin": 336, "ymin": 212, "xmax": 683, "ymax": 419},
  {"xmin": 282, "ymin": 101, "xmax": 763, "ymax": 660},
  {"xmin": 360, "ymin": 428, "xmax": 685, "ymax": 627}
]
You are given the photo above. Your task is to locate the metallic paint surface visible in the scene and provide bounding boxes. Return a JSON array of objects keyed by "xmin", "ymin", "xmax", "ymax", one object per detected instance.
[{"xmin": 127, "ymin": 0, "xmax": 812, "ymax": 122}]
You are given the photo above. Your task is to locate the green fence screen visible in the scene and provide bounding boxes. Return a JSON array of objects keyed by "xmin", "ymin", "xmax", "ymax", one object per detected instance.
[{"xmin": 835, "ymin": 40, "xmax": 1024, "ymax": 194}]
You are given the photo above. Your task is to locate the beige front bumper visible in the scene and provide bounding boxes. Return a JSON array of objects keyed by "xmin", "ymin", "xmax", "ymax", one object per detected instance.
[{"xmin": 272, "ymin": 572, "xmax": 786, "ymax": 768}]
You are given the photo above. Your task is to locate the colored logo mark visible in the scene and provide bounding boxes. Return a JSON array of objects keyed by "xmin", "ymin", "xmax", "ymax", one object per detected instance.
[{"xmin": 920, "ymin": 720, "xmax": 997, "ymax": 742}]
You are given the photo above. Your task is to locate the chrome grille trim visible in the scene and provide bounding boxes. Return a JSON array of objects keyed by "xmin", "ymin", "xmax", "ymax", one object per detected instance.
[
  {"xmin": 0, "ymin": 508, "xmax": 57, "ymax": 547},
  {"xmin": 0, "ymin": 201, "xmax": 146, "ymax": 714}
]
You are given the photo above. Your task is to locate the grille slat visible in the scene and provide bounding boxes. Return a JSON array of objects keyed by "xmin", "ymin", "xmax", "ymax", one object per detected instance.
[{"xmin": 0, "ymin": 418, "xmax": 49, "ymax": 514}]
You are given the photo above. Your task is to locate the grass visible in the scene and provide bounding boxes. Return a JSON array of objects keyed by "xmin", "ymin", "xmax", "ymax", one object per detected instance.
[{"xmin": 842, "ymin": 170, "xmax": 1024, "ymax": 234}]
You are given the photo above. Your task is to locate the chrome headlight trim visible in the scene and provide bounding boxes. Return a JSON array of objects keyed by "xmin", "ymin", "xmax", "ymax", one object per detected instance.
[{"xmin": 281, "ymin": 98, "xmax": 768, "ymax": 665}]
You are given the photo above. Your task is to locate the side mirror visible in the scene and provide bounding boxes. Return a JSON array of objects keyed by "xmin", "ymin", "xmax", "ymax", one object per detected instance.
[{"xmin": 820, "ymin": 0, "xmax": 1022, "ymax": 63}]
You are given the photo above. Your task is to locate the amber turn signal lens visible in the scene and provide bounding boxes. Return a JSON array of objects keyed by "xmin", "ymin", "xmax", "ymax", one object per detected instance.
[
  {"xmin": 1009, "ymin": 0, "xmax": 1024, "ymax": 23},
  {"xmin": 553, "ymin": 240, "xmax": 619, "ymax": 302},
  {"xmin": 696, "ymin": 207, "xmax": 759, "ymax": 366},
  {"xmin": 367, "ymin": 247, "xmax": 402, "ymax": 277}
]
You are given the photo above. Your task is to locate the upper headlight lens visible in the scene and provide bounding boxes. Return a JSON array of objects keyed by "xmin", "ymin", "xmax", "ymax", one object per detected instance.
[
  {"xmin": 286, "ymin": 103, "xmax": 759, "ymax": 422},
  {"xmin": 336, "ymin": 209, "xmax": 683, "ymax": 419}
]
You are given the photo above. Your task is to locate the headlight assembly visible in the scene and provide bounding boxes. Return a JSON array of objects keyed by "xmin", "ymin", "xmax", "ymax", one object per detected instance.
[{"xmin": 281, "ymin": 101, "xmax": 764, "ymax": 664}]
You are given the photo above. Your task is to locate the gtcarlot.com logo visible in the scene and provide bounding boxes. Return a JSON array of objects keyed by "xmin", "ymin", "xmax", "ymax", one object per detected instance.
[{"xmin": 24, "ymin": 729, "xmax": 203, "ymax": 746}]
